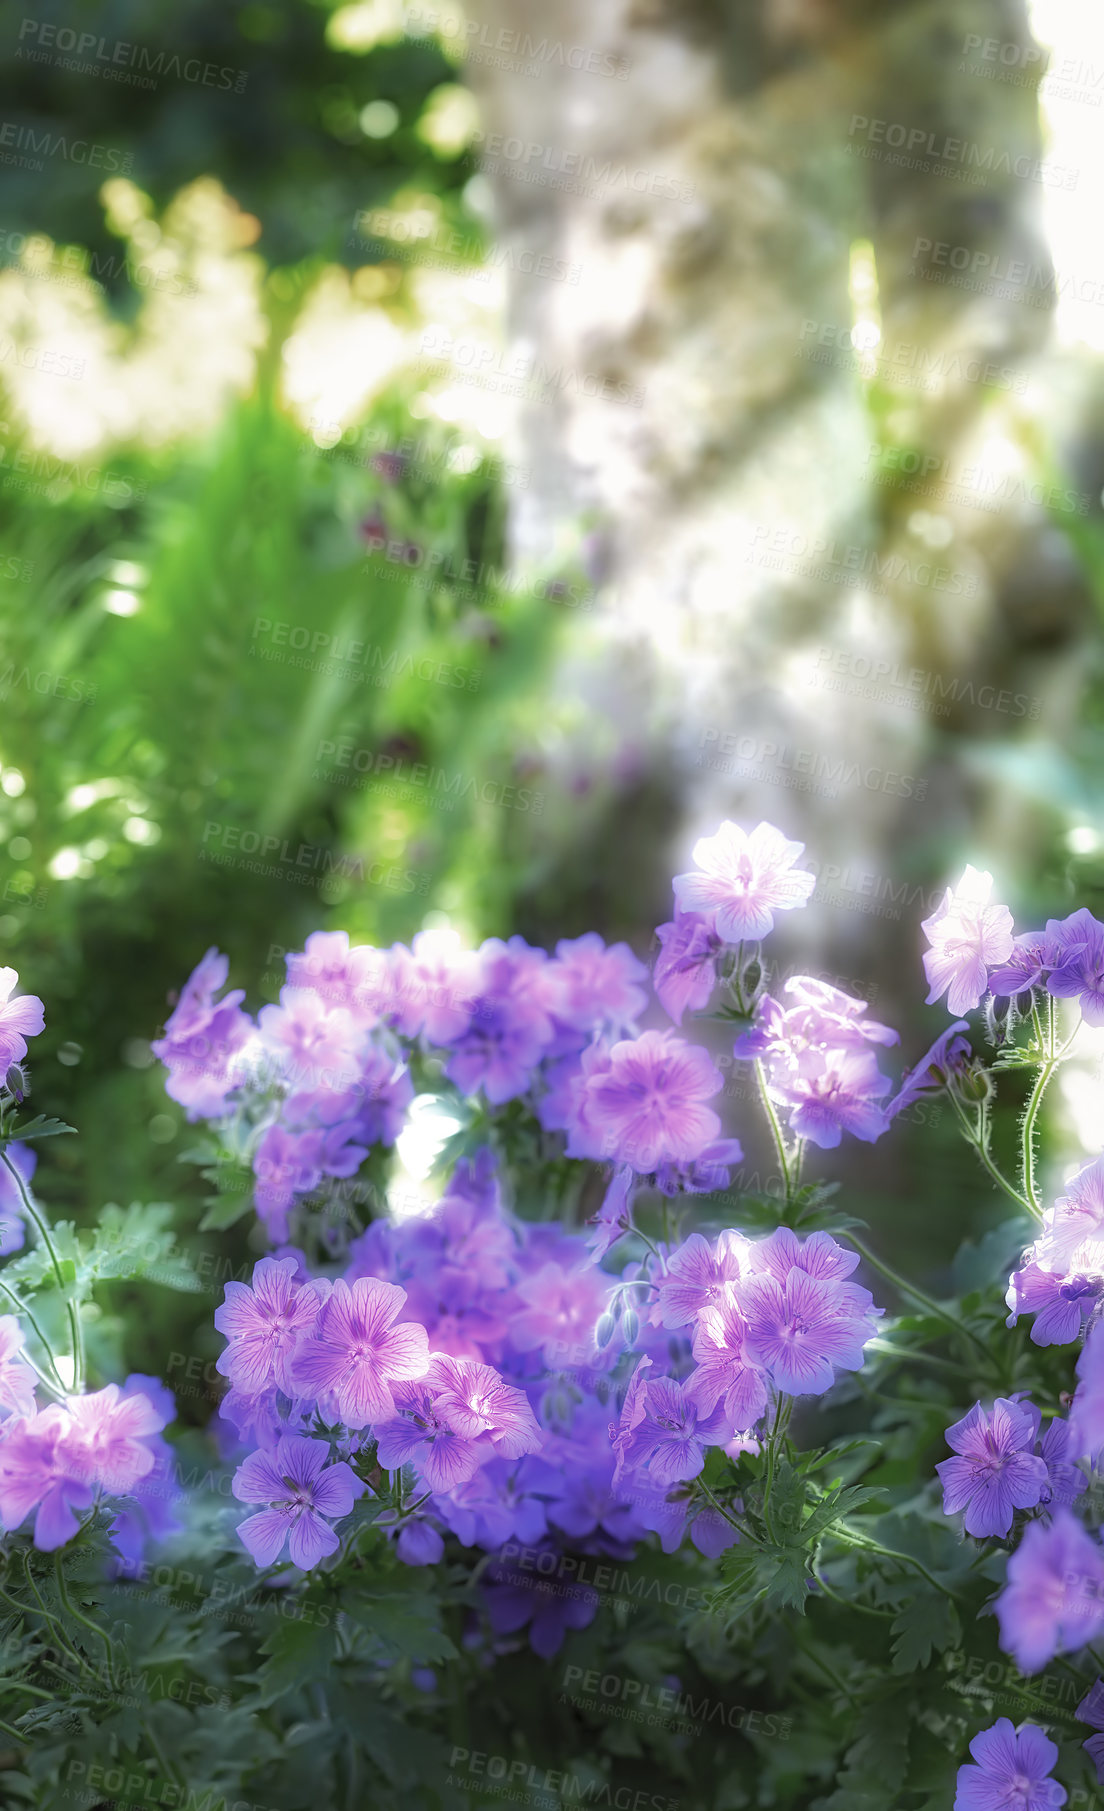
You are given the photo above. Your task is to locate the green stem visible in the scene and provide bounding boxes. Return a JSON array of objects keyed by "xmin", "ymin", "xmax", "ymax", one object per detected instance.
[
  {"xmin": 831, "ymin": 1525, "xmax": 958, "ymax": 1600},
  {"xmin": 0, "ymin": 1277, "xmax": 66, "ymax": 1392},
  {"xmin": 54, "ymin": 1552, "xmax": 116, "ymax": 1688},
  {"xmin": 0, "ymin": 1147, "xmax": 83, "ymax": 1391},
  {"xmin": 754, "ymin": 1061, "xmax": 791, "ymax": 1200},
  {"xmin": 946, "ymin": 1096, "xmax": 1038, "ymax": 1220},
  {"xmin": 1021, "ymin": 997, "xmax": 1057, "ymax": 1216},
  {"xmin": 844, "ymin": 1232, "xmax": 991, "ymax": 1363},
  {"xmin": 810, "ymin": 1553, "xmax": 894, "ymax": 1618},
  {"xmin": 800, "ymin": 1641, "xmax": 861, "ymax": 1711},
  {"xmin": 696, "ymin": 1477, "xmax": 754, "ymax": 1543}
]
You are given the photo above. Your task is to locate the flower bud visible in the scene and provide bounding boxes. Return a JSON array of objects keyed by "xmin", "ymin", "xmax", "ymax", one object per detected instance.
[
  {"xmin": 595, "ymin": 1312, "xmax": 616, "ymax": 1349},
  {"xmin": 621, "ymin": 1307, "xmax": 639, "ymax": 1347}
]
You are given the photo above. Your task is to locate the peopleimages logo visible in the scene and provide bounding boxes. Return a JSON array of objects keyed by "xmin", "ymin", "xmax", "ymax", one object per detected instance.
[{"xmin": 16, "ymin": 20, "xmax": 249, "ymax": 91}]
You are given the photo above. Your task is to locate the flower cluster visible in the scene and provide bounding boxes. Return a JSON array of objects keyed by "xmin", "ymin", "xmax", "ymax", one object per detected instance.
[{"xmin": 0, "ymin": 973, "xmax": 176, "ymax": 1555}]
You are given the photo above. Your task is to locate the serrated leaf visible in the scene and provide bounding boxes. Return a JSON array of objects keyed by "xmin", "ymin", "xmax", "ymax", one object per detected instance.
[
  {"xmin": 802, "ymin": 1485, "xmax": 887, "ymax": 1546},
  {"xmin": 891, "ymin": 1595, "xmax": 960, "ymax": 1673},
  {"xmin": 5, "ymin": 1116, "xmax": 77, "ymax": 1142},
  {"xmin": 198, "ymin": 1192, "xmax": 255, "ymax": 1232}
]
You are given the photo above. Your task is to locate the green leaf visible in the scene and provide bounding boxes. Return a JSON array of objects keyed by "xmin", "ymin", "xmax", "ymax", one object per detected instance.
[
  {"xmin": 5, "ymin": 1115, "xmax": 77, "ymax": 1142},
  {"xmin": 801, "ymin": 1485, "xmax": 886, "ymax": 1546},
  {"xmin": 891, "ymin": 1594, "xmax": 960, "ymax": 1673},
  {"xmin": 198, "ymin": 1192, "xmax": 256, "ymax": 1232}
]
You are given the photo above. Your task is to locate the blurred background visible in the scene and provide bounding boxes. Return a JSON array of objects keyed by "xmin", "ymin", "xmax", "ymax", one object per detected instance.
[{"xmin": 1, "ymin": 0, "xmax": 1103, "ymax": 1365}]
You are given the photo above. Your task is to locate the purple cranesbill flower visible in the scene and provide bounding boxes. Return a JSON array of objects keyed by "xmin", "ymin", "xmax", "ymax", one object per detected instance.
[
  {"xmin": 0, "ymin": 1142, "xmax": 34, "ymax": 1256},
  {"xmin": 0, "ymin": 1316, "xmax": 37, "ymax": 1419},
  {"xmin": 64, "ymin": 1382, "xmax": 170, "ymax": 1495},
  {"xmin": 548, "ymin": 933, "xmax": 649, "ymax": 1032},
  {"xmin": 573, "ymin": 1029, "xmax": 723, "ymax": 1172},
  {"xmin": 954, "ymin": 1719, "xmax": 1066, "ymax": 1811},
  {"xmin": 781, "ymin": 977, "xmax": 899, "ymax": 1048},
  {"xmin": 1037, "ymin": 1416, "xmax": 1087, "ymax": 1511},
  {"xmin": 285, "ymin": 931, "xmax": 397, "ymax": 1022},
  {"xmin": 435, "ymin": 1454, "xmax": 552, "ymax": 1551},
  {"xmin": 996, "ymin": 1508, "xmax": 1104, "ymax": 1672},
  {"xmin": 214, "ymin": 1255, "xmax": 327, "ymax": 1395},
  {"xmin": 0, "ymin": 966, "xmax": 45, "ymax": 1071},
  {"xmin": 672, "ymin": 820, "xmax": 816, "ymax": 943},
  {"xmin": 1045, "ymin": 907, "xmax": 1104, "ymax": 1025},
  {"xmin": 767, "ymin": 1045, "xmax": 891, "ymax": 1149},
  {"xmin": 886, "ymin": 1021, "xmax": 971, "ymax": 1120},
  {"xmin": 936, "ymin": 1399, "xmax": 1049, "ymax": 1537},
  {"xmin": 152, "ymin": 948, "xmax": 254, "ymax": 1120},
  {"xmin": 649, "ymin": 1229, "xmax": 754, "ymax": 1330},
  {"xmin": 0, "ymin": 1406, "xmax": 94, "ymax": 1550},
  {"xmin": 988, "ymin": 933, "xmax": 1055, "ymax": 997},
  {"xmin": 510, "ymin": 1262, "xmax": 612, "ymax": 1371},
  {"xmin": 653, "ymin": 912, "xmax": 722, "ymax": 1025},
  {"xmin": 739, "ymin": 1268, "xmax": 881, "ymax": 1396},
  {"xmin": 444, "ymin": 937, "xmax": 554, "ymax": 1104},
  {"xmin": 754, "ymin": 1226, "xmax": 861, "ymax": 1285},
  {"xmin": 921, "ymin": 866, "xmax": 1015, "ymax": 1015},
  {"xmin": 587, "ymin": 1165, "xmax": 634, "ymax": 1260},
  {"xmin": 396, "ymin": 1519, "xmax": 445, "ymax": 1566},
  {"xmin": 653, "ymin": 1137, "xmax": 744, "ymax": 1197},
  {"xmin": 615, "ymin": 1374, "xmax": 734, "ymax": 1488},
  {"xmin": 389, "ymin": 929, "xmax": 480, "ymax": 1043},
  {"xmin": 257, "ymin": 988, "xmax": 363, "ymax": 1091},
  {"xmin": 232, "ymin": 1433, "xmax": 364, "ymax": 1570},
  {"xmin": 375, "ymin": 1374, "xmax": 488, "ymax": 1494},
  {"xmin": 481, "ymin": 1546, "xmax": 600, "ymax": 1659},
  {"xmin": 1075, "ymin": 1678, "xmax": 1104, "ymax": 1785},
  {"xmin": 687, "ymin": 1297, "xmax": 769, "ymax": 1431},
  {"xmin": 429, "ymin": 1356, "xmax": 541, "ymax": 1458},
  {"xmin": 252, "ymin": 1124, "xmax": 325, "ymax": 1242},
  {"xmin": 1005, "ymin": 1262, "xmax": 1099, "ymax": 1348},
  {"xmin": 292, "ymin": 1276, "xmax": 430, "ymax": 1427}
]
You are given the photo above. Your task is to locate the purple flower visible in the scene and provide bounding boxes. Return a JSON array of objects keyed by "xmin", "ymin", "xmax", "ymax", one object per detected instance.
[
  {"xmin": 653, "ymin": 912, "xmax": 722, "ymax": 1025},
  {"xmin": 653, "ymin": 1137, "xmax": 744, "ymax": 1197},
  {"xmin": 482, "ymin": 1547, "xmax": 600, "ymax": 1659},
  {"xmin": 252, "ymin": 1124, "xmax": 325, "ymax": 1241},
  {"xmin": 0, "ymin": 1316, "xmax": 36, "ymax": 1419},
  {"xmin": 613, "ymin": 1373, "xmax": 733, "ymax": 1488},
  {"xmin": 152, "ymin": 948, "xmax": 254, "ymax": 1120},
  {"xmin": 1037, "ymin": 1416, "xmax": 1087, "ymax": 1510},
  {"xmin": 232, "ymin": 1433, "xmax": 364, "ymax": 1570},
  {"xmin": 510, "ymin": 1262, "xmax": 611, "ymax": 1370},
  {"xmin": 649, "ymin": 1228, "xmax": 753, "ymax": 1329},
  {"xmin": 390, "ymin": 929, "xmax": 479, "ymax": 1043},
  {"xmin": 921, "ymin": 866, "xmax": 1015, "ymax": 1015},
  {"xmin": 767, "ymin": 1045, "xmax": 891, "ymax": 1149},
  {"xmin": 936, "ymin": 1400, "xmax": 1049, "ymax": 1537},
  {"xmin": 996, "ymin": 1508, "xmax": 1104, "ymax": 1671},
  {"xmin": 1075, "ymin": 1678, "xmax": 1104, "ymax": 1785},
  {"xmin": 672, "ymin": 820, "xmax": 815, "ymax": 943},
  {"xmin": 548, "ymin": 933, "xmax": 648, "ymax": 1033},
  {"xmin": 1046, "ymin": 908, "xmax": 1104, "ymax": 1025},
  {"xmin": 739, "ymin": 1267, "xmax": 881, "ymax": 1395},
  {"xmin": 780, "ymin": 977, "xmax": 899, "ymax": 1048},
  {"xmin": 429, "ymin": 1356, "xmax": 541, "ymax": 1457},
  {"xmin": 444, "ymin": 938, "xmax": 555, "ymax": 1104},
  {"xmin": 215, "ymin": 1256, "xmax": 327, "ymax": 1395},
  {"xmin": 989, "ymin": 933, "xmax": 1055, "ymax": 997},
  {"xmin": 292, "ymin": 1277, "xmax": 430, "ymax": 1428},
  {"xmin": 0, "ymin": 966, "xmax": 45, "ymax": 1071},
  {"xmin": 64, "ymin": 1382, "xmax": 170, "ymax": 1494},
  {"xmin": 687, "ymin": 1297, "xmax": 769, "ymax": 1430},
  {"xmin": 573, "ymin": 1029, "xmax": 723, "ymax": 1172},
  {"xmin": 954, "ymin": 1719, "xmax": 1066, "ymax": 1811},
  {"xmin": 375, "ymin": 1374, "xmax": 487, "ymax": 1493},
  {"xmin": 1005, "ymin": 1263, "xmax": 1099, "ymax": 1348},
  {"xmin": 0, "ymin": 1407, "xmax": 93, "ymax": 1549},
  {"xmin": 886, "ymin": 1021, "xmax": 971, "ymax": 1120},
  {"xmin": 0, "ymin": 1143, "xmax": 34, "ymax": 1256}
]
